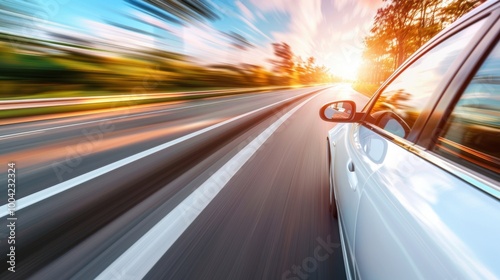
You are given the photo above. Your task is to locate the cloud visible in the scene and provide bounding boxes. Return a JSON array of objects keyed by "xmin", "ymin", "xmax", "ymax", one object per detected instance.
[
  {"xmin": 132, "ymin": 11, "xmax": 172, "ymax": 32},
  {"xmin": 238, "ymin": 15, "xmax": 272, "ymax": 41},
  {"xmin": 359, "ymin": 0, "xmax": 384, "ymax": 10},
  {"xmin": 174, "ymin": 22, "xmax": 269, "ymax": 68},
  {"xmin": 249, "ymin": 0, "xmax": 288, "ymax": 13},
  {"xmin": 208, "ymin": 0, "xmax": 270, "ymax": 41},
  {"xmin": 250, "ymin": 0, "xmax": 323, "ymax": 58},
  {"xmin": 259, "ymin": 0, "xmax": 387, "ymax": 78},
  {"xmin": 82, "ymin": 19, "xmax": 157, "ymax": 51},
  {"xmin": 179, "ymin": 0, "xmax": 384, "ymax": 77},
  {"xmin": 177, "ymin": 23, "xmax": 231, "ymax": 62},
  {"xmin": 236, "ymin": 0, "xmax": 255, "ymax": 21},
  {"xmin": 335, "ymin": 0, "xmax": 383, "ymax": 13}
]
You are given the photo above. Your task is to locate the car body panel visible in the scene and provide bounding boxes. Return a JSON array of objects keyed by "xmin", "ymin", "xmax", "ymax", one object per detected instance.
[
  {"xmin": 354, "ymin": 125, "xmax": 500, "ymax": 279},
  {"xmin": 329, "ymin": 123, "xmax": 372, "ymax": 278},
  {"xmin": 323, "ymin": 2, "xmax": 500, "ymax": 279}
]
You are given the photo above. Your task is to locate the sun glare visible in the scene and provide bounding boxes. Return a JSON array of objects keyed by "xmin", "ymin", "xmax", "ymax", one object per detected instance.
[{"xmin": 329, "ymin": 56, "xmax": 362, "ymax": 81}]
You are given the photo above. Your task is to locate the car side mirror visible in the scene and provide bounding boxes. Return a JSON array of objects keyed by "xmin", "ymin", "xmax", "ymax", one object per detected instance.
[
  {"xmin": 359, "ymin": 126, "xmax": 388, "ymax": 164},
  {"xmin": 320, "ymin": 100, "xmax": 362, "ymax": 122},
  {"xmin": 374, "ymin": 111, "xmax": 411, "ymax": 138}
]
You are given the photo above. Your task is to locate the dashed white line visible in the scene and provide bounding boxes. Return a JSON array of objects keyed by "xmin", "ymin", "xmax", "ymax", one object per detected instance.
[
  {"xmin": 0, "ymin": 130, "xmax": 45, "ymax": 139},
  {"xmin": 95, "ymin": 91, "xmax": 322, "ymax": 280},
  {"xmin": 0, "ymin": 88, "xmax": 325, "ymax": 217}
]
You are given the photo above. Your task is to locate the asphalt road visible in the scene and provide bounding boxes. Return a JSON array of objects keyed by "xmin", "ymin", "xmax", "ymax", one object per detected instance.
[{"xmin": 0, "ymin": 84, "xmax": 368, "ymax": 279}]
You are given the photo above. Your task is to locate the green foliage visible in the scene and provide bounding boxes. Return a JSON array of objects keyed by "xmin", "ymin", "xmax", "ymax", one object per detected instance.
[
  {"xmin": 0, "ymin": 21, "xmax": 334, "ymax": 99},
  {"xmin": 0, "ymin": 32, "xmax": 305, "ymax": 98},
  {"xmin": 270, "ymin": 43, "xmax": 335, "ymax": 85}
]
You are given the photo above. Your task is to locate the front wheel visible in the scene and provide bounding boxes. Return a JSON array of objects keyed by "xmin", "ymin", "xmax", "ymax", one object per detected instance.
[
  {"xmin": 329, "ymin": 159, "xmax": 338, "ymax": 219},
  {"xmin": 326, "ymin": 141, "xmax": 337, "ymax": 219}
]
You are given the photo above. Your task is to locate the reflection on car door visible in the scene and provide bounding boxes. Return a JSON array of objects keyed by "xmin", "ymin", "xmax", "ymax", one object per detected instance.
[
  {"xmin": 332, "ymin": 123, "xmax": 379, "ymax": 275},
  {"xmin": 354, "ymin": 137, "xmax": 500, "ymax": 279},
  {"xmin": 345, "ymin": 17, "xmax": 491, "ymax": 279}
]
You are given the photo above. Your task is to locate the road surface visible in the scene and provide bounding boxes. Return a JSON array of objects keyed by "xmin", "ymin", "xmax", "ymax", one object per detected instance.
[{"xmin": 0, "ymin": 84, "xmax": 368, "ymax": 279}]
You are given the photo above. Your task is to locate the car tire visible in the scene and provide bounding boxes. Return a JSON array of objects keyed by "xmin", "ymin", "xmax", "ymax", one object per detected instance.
[
  {"xmin": 328, "ymin": 141, "xmax": 338, "ymax": 220},
  {"xmin": 329, "ymin": 170, "xmax": 338, "ymax": 219}
]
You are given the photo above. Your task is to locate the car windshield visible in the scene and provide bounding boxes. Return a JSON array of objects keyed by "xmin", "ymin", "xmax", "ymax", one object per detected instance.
[{"xmin": 366, "ymin": 19, "xmax": 485, "ymax": 135}]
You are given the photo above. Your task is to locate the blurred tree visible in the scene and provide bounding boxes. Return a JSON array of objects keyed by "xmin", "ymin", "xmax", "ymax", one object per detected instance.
[
  {"xmin": 370, "ymin": 0, "xmax": 420, "ymax": 68},
  {"xmin": 295, "ymin": 56, "xmax": 316, "ymax": 84},
  {"xmin": 294, "ymin": 55, "xmax": 332, "ymax": 84},
  {"xmin": 440, "ymin": 0, "xmax": 484, "ymax": 25},
  {"xmin": 295, "ymin": 57, "xmax": 307, "ymax": 84},
  {"xmin": 2, "ymin": 0, "xmax": 343, "ymax": 98},
  {"xmin": 358, "ymin": 0, "xmax": 483, "ymax": 85},
  {"xmin": 271, "ymin": 42, "xmax": 294, "ymax": 84},
  {"xmin": 305, "ymin": 56, "xmax": 316, "ymax": 83},
  {"xmin": 239, "ymin": 63, "xmax": 277, "ymax": 86}
]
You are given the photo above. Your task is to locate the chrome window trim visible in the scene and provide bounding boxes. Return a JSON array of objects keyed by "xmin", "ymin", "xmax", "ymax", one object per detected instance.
[
  {"xmin": 360, "ymin": 16, "xmax": 493, "ymax": 144},
  {"xmin": 361, "ymin": 123, "xmax": 415, "ymax": 150},
  {"xmin": 357, "ymin": 6, "xmax": 500, "ymax": 201},
  {"xmin": 360, "ymin": 8, "xmax": 496, "ymax": 115},
  {"xmin": 418, "ymin": 13, "xmax": 500, "ymax": 148},
  {"xmin": 362, "ymin": 122, "xmax": 500, "ymax": 200},
  {"xmin": 410, "ymin": 145, "xmax": 500, "ymax": 200},
  {"xmin": 416, "ymin": 15, "xmax": 500, "ymax": 189}
]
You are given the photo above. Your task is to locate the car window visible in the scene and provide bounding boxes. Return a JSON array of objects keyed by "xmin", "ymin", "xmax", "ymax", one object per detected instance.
[
  {"xmin": 434, "ymin": 41, "xmax": 500, "ymax": 177},
  {"xmin": 367, "ymin": 19, "xmax": 485, "ymax": 139}
]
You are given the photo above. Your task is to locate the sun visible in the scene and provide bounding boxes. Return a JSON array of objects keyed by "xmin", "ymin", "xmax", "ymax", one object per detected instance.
[{"xmin": 327, "ymin": 55, "xmax": 363, "ymax": 81}]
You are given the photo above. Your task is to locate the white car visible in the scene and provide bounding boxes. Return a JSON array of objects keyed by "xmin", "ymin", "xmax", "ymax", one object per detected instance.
[{"xmin": 320, "ymin": 1, "xmax": 500, "ymax": 279}]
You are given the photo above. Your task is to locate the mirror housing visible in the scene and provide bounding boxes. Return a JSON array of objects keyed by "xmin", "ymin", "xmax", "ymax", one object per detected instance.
[
  {"xmin": 374, "ymin": 111, "xmax": 411, "ymax": 138},
  {"xmin": 320, "ymin": 100, "xmax": 363, "ymax": 122},
  {"xmin": 359, "ymin": 127, "xmax": 388, "ymax": 164}
]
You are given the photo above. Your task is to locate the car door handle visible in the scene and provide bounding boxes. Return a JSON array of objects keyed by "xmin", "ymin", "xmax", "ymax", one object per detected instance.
[
  {"xmin": 347, "ymin": 160, "xmax": 358, "ymax": 190},
  {"xmin": 348, "ymin": 161, "xmax": 355, "ymax": 172}
]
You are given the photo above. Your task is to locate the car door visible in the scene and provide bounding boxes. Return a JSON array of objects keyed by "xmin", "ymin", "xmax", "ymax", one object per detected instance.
[
  {"xmin": 329, "ymin": 121, "xmax": 377, "ymax": 276},
  {"xmin": 352, "ymin": 15, "xmax": 499, "ymax": 280},
  {"xmin": 332, "ymin": 15, "xmax": 490, "ymax": 279}
]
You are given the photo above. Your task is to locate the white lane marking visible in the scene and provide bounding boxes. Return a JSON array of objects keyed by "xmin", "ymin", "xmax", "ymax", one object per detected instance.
[
  {"xmin": 0, "ymin": 88, "xmax": 324, "ymax": 217},
  {"xmin": 0, "ymin": 130, "xmax": 45, "ymax": 139},
  {"xmin": 95, "ymin": 92, "xmax": 322, "ymax": 280},
  {"xmin": 0, "ymin": 92, "xmax": 282, "ymax": 140}
]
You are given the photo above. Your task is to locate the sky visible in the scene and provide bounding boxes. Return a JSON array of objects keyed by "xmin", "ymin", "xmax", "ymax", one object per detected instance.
[{"xmin": 2, "ymin": 0, "xmax": 385, "ymax": 80}]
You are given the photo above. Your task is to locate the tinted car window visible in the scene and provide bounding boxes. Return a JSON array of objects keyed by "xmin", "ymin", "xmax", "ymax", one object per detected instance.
[
  {"xmin": 434, "ymin": 41, "xmax": 500, "ymax": 176},
  {"xmin": 367, "ymin": 19, "xmax": 485, "ymax": 139}
]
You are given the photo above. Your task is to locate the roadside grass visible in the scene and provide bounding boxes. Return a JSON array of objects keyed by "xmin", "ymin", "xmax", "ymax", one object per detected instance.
[
  {"xmin": 1, "ymin": 91, "xmax": 115, "ymax": 100},
  {"xmin": 0, "ymin": 86, "xmax": 296, "ymax": 119},
  {"xmin": 0, "ymin": 87, "xmax": 246, "ymax": 100}
]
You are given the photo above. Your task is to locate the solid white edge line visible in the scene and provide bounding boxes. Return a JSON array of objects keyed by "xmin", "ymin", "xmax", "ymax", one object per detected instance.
[
  {"xmin": 95, "ymin": 92, "xmax": 322, "ymax": 280},
  {"xmin": 0, "ymin": 88, "xmax": 324, "ymax": 217},
  {"xmin": 0, "ymin": 130, "xmax": 45, "ymax": 139}
]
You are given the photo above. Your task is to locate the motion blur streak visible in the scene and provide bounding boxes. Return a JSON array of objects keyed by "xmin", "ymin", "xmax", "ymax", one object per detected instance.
[
  {"xmin": 0, "ymin": 0, "xmax": 381, "ymax": 277},
  {"xmin": 0, "ymin": 0, "xmax": 343, "ymax": 104},
  {"xmin": 0, "ymin": 88, "xmax": 318, "ymax": 217},
  {"xmin": 96, "ymin": 90, "xmax": 322, "ymax": 280},
  {"xmin": 0, "ymin": 118, "xmax": 223, "ymax": 168}
]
